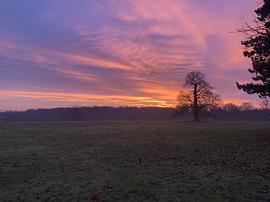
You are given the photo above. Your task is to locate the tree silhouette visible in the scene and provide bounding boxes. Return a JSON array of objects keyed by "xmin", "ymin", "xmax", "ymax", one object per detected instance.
[
  {"xmin": 260, "ymin": 97, "xmax": 270, "ymax": 110},
  {"xmin": 177, "ymin": 72, "xmax": 221, "ymax": 122},
  {"xmin": 236, "ymin": 0, "xmax": 270, "ymax": 97},
  {"xmin": 223, "ymin": 103, "xmax": 240, "ymax": 113},
  {"xmin": 240, "ymin": 102, "xmax": 254, "ymax": 111}
]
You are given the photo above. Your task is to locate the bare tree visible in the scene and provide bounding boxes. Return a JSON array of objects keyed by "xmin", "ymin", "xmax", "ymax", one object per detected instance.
[
  {"xmin": 223, "ymin": 103, "xmax": 240, "ymax": 113},
  {"xmin": 240, "ymin": 102, "xmax": 255, "ymax": 111},
  {"xmin": 260, "ymin": 97, "xmax": 270, "ymax": 110},
  {"xmin": 177, "ymin": 72, "xmax": 221, "ymax": 122}
]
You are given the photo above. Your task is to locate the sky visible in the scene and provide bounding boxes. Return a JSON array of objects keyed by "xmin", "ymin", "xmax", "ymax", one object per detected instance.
[{"xmin": 0, "ymin": 0, "xmax": 262, "ymax": 111}]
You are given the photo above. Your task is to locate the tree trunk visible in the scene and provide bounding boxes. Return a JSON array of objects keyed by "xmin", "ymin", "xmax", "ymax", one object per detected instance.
[{"xmin": 193, "ymin": 84, "xmax": 199, "ymax": 122}]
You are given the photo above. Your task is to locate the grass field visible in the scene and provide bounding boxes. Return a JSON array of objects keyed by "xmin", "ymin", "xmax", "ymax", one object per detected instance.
[{"xmin": 0, "ymin": 122, "xmax": 269, "ymax": 201}]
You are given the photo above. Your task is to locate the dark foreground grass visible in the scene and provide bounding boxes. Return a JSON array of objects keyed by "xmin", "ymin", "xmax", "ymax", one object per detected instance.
[{"xmin": 0, "ymin": 122, "xmax": 269, "ymax": 201}]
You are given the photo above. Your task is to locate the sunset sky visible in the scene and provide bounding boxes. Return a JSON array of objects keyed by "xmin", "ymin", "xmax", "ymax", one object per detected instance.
[{"xmin": 0, "ymin": 0, "xmax": 261, "ymax": 110}]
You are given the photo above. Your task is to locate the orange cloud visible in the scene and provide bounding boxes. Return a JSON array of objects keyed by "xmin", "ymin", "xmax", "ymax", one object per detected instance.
[
  {"xmin": 52, "ymin": 51, "xmax": 133, "ymax": 71},
  {"xmin": 0, "ymin": 90, "xmax": 176, "ymax": 110}
]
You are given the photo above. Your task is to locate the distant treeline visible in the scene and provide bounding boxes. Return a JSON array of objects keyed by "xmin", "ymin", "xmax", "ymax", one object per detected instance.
[
  {"xmin": 0, "ymin": 106, "xmax": 270, "ymax": 122},
  {"xmin": 0, "ymin": 107, "xmax": 175, "ymax": 122}
]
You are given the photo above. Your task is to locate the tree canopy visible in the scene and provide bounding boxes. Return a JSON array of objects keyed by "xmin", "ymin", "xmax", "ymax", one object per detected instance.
[
  {"xmin": 237, "ymin": 0, "xmax": 270, "ymax": 97},
  {"xmin": 177, "ymin": 72, "xmax": 221, "ymax": 122}
]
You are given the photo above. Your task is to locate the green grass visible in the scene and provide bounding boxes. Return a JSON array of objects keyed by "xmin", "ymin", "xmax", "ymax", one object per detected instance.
[{"xmin": 0, "ymin": 122, "xmax": 269, "ymax": 201}]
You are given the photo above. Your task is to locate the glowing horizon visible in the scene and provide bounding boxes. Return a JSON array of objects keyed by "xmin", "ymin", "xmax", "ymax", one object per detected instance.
[{"xmin": 0, "ymin": 0, "xmax": 261, "ymax": 111}]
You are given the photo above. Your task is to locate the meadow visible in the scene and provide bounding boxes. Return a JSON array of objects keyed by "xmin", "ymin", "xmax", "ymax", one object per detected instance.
[{"xmin": 0, "ymin": 122, "xmax": 269, "ymax": 201}]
